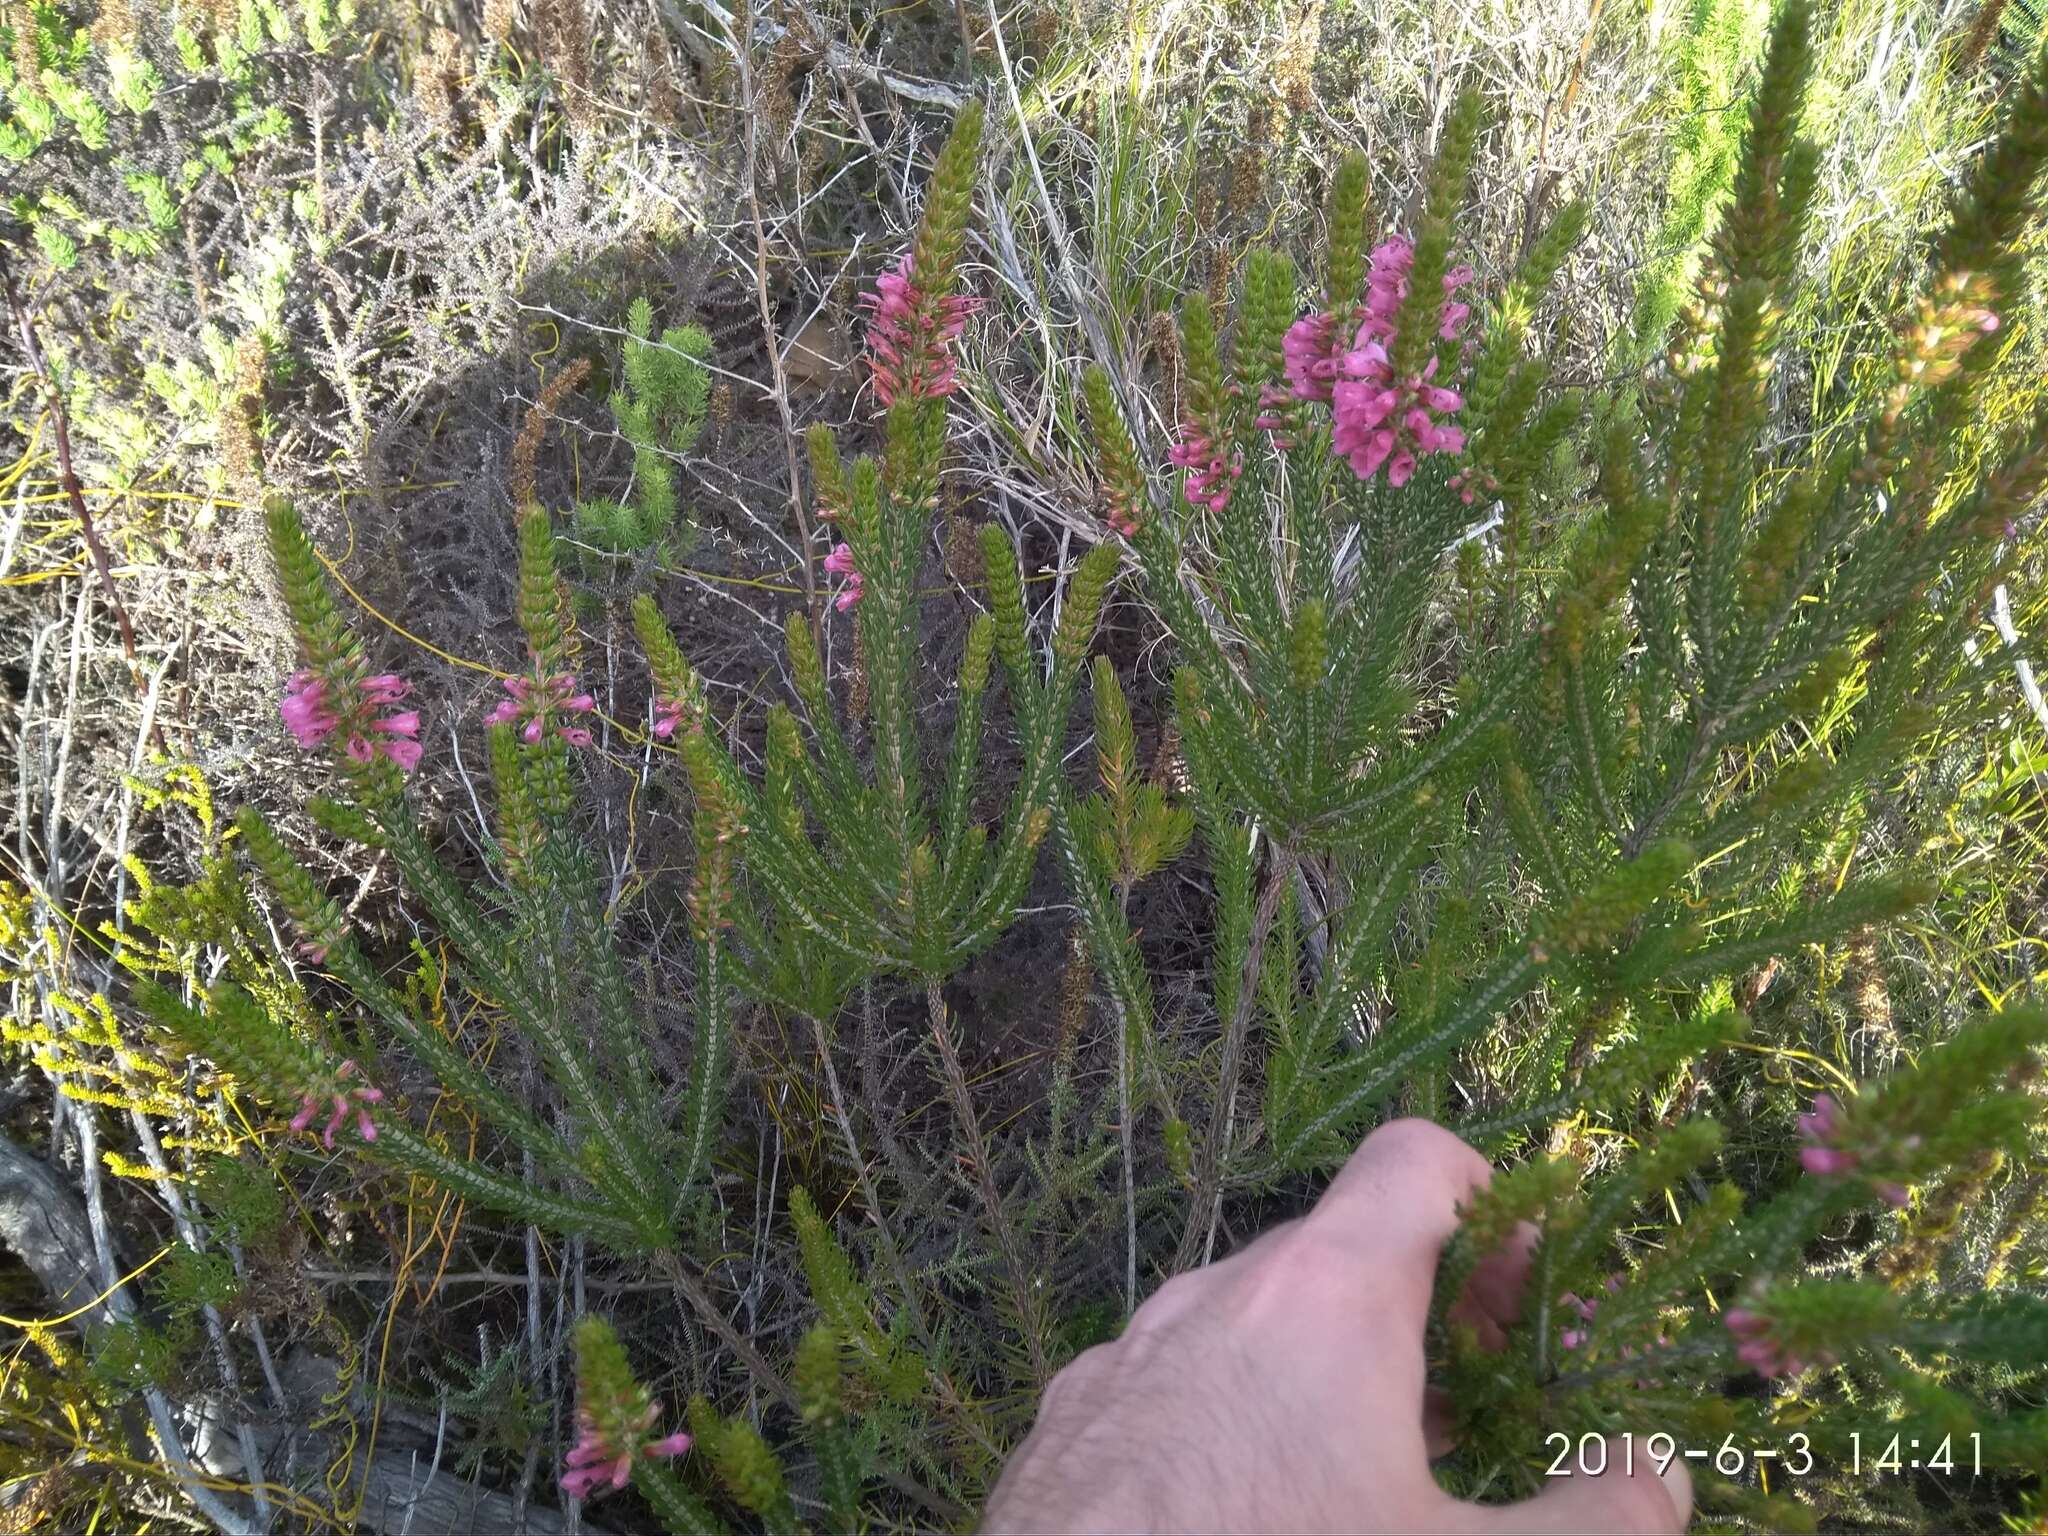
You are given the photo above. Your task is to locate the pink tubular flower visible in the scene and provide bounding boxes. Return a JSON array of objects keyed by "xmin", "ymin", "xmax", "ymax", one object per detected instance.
[
  {"xmin": 345, "ymin": 711, "xmax": 422, "ymax": 771},
  {"xmin": 281, "ymin": 672, "xmax": 339, "ymax": 748},
  {"xmin": 1282, "ymin": 310, "xmax": 1346, "ymax": 403},
  {"xmin": 1448, "ymin": 466, "xmax": 1498, "ymax": 507},
  {"xmin": 1252, "ymin": 382, "xmax": 1297, "ymax": 448},
  {"xmin": 1794, "ymin": 1091, "xmax": 1912, "ymax": 1208},
  {"xmin": 860, "ymin": 251, "xmax": 980, "ymax": 407},
  {"xmin": 1167, "ymin": 425, "xmax": 1242, "ymax": 514},
  {"xmin": 1799, "ymin": 1144, "xmax": 1858, "ymax": 1177},
  {"xmin": 283, "ymin": 669, "xmax": 422, "ymax": 772},
  {"xmin": 822, "ymin": 542, "xmax": 865, "ymax": 610},
  {"xmin": 1557, "ymin": 1290, "xmax": 1597, "ymax": 1352},
  {"xmin": 1796, "ymin": 1092, "xmax": 1841, "ymax": 1140},
  {"xmin": 289, "ymin": 1059, "xmax": 383, "ymax": 1149},
  {"xmin": 1723, "ymin": 1306, "xmax": 1826, "ymax": 1380},
  {"xmin": 652, "ymin": 697, "xmax": 689, "ymax": 740},
  {"xmin": 559, "ymin": 1401, "xmax": 690, "ymax": 1502},
  {"xmin": 486, "ymin": 673, "xmax": 596, "ymax": 748},
  {"xmin": 1286, "ymin": 237, "xmax": 1477, "ymax": 488}
]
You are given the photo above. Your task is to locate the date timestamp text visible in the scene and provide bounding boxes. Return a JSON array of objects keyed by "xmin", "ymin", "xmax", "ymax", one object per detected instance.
[
  {"xmin": 1546, "ymin": 1432, "xmax": 1814, "ymax": 1479},
  {"xmin": 1544, "ymin": 1431, "xmax": 1984, "ymax": 1480}
]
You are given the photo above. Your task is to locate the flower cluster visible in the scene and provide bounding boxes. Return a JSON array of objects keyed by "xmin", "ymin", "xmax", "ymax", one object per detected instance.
[
  {"xmin": 1557, "ymin": 1286, "xmax": 1601, "ymax": 1352},
  {"xmin": 1283, "ymin": 237, "xmax": 1475, "ymax": 486},
  {"xmin": 1251, "ymin": 382, "xmax": 1296, "ymax": 446},
  {"xmin": 281, "ymin": 671, "xmax": 422, "ymax": 772},
  {"xmin": 486, "ymin": 673, "xmax": 596, "ymax": 748},
  {"xmin": 1447, "ymin": 465, "xmax": 1498, "ymax": 508},
  {"xmin": 1104, "ymin": 488, "xmax": 1145, "ymax": 538},
  {"xmin": 1556, "ymin": 1278, "xmax": 1669, "ymax": 1384},
  {"xmin": 823, "ymin": 542, "xmax": 865, "ymax": 610},
  {"xmin": 1166, "ymin": 422, "xmax": 1242, "ymax": 513},
  {"xmin": 288, "ymin": 1059, "xmax": 383, "ymax": 1149},
  {"xmin": 1797, "ymin": 1093, "xmax": 1910, "ymax": 1208},
  {"xmin": 860, "ymin": 252, "xmax": 979, "ymax": 408},
  {"xmin": 561, "ymin": 1407, "xmax": 691, "ymax": 1500},
  {"xmin": 1723, "ymin": 1306, "xmax": 1829, "ymax": 1380}
]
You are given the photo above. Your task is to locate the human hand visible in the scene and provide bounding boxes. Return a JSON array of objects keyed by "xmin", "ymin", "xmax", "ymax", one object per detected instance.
[{"xmin": 982, "ymin": 1119, "xmax": 1691, "ymax": 1534}]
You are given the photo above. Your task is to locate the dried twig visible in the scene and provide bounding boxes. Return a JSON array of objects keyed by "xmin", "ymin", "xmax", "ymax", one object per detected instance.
[
  {"xmin": 657, "ymin": 0, "xmax": 968, "ymax": 106},
  {"xmin": 805, "ymin": 1012, "xmax": 942, "ymax": 1354},
  {"xmin": 925, "ymin": 977, "xmax": 1052, "ymax": 1385},
  {"xmin": 1172, "ymin": 841, "xmax": 1296, "ymax": 1276},
  {"xmin": 2, "ymin": 246, "xmax": 166, "ymax": 755},
  {"xmin": 1521, "ymin": 0, "xmax": 1608, "ymax": 252},
  {"xmin": 1990, "ymin": 582, "xmax": 2048, "ymax": 735},
  {"xmin": 722, "ymin": 0, "xmax": 823, "ymax": 643}
]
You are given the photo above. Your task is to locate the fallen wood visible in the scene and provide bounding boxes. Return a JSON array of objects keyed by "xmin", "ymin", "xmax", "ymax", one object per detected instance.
[
  {"xmin": 0, "ymin": 1131, "xmax": 609, "ymax": 1536},
  {"xmin": 0, "ymin": 1131, "xmax": 123, "ymax": 1329}
]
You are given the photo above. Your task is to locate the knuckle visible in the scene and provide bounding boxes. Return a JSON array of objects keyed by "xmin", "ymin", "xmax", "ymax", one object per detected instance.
[
  {"xmin": 1365, "ymin": 1115, "xmax": 1483, "ymax": 1170},
  {"xmin": 1037, "ymin": 1344, "xmax": 1107, "ymax": 1413},
  {"xmin": 1127, "ymin": 1271, "xmax": 1203, "ymax": 1334},
  {"xmin": 1343, "ymin": 1117, "xmax": 1495, "ymax": 1205}
]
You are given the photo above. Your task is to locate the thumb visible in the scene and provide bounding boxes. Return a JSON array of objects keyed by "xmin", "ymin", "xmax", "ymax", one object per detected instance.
[{"xmin": 1476, "ymin": 1437, "xmax": 1692, "ymax": 1535}]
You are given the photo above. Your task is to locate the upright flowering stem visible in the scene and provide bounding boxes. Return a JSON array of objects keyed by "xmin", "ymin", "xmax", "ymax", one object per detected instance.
[
  {"xmin": 861, "ymin": 100, "xmax": 984, "ymax": 416},
  {"xmin": 1084, "ymin": 365, "xmax": 1151, "ymax": 538},
  {"xmin": 632, "ymin": 592, "xmax": 705, "ymax": 742},
  {"xmin": 1169, "ymin": 297, "xmax": 1243, "ymax": 513},
  {"xmin": 266, "ymin": 499, "xmax": 424, "ymax": 791},
  {"xmin": 561, "ymin": 1317, "xmax": 690, "ymax": 1502}
]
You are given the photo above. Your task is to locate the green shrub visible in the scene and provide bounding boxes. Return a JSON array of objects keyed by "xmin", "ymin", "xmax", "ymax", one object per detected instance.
[{"xmin": 573, "ymin": 296, "xmax": 713, "ymax": 560}]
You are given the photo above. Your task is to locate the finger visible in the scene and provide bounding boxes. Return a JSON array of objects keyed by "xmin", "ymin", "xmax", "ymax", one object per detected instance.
[
  {"xmin": 1307, "ymin": 1118, "xmax": 1497, "ymax": 1325},
  {"xmin": 1431, "ymin": 1219, "xmax": 1539, "ymax": 1454},
  {"xmin": 1423, "ymin": 1387, "xmax": 1456, "ymax": 1458},
  {"xmin": 1448, "ymin": 1218, "xmax": 1540, "ymax": 1349},
  {"xmin": 1475, "ymin": 1437, "xmax": 1692, "ymax": 1535}
]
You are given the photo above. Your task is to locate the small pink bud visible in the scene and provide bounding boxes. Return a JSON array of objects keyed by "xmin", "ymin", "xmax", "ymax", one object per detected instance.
[
  {"xmin": 1796, "ymin": 1093, "xmax": 1840, "ymax": 1139},
  {"xmin": 1801, "ymin": 1145, "xmax": 1859, "ymax": 1177}
]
